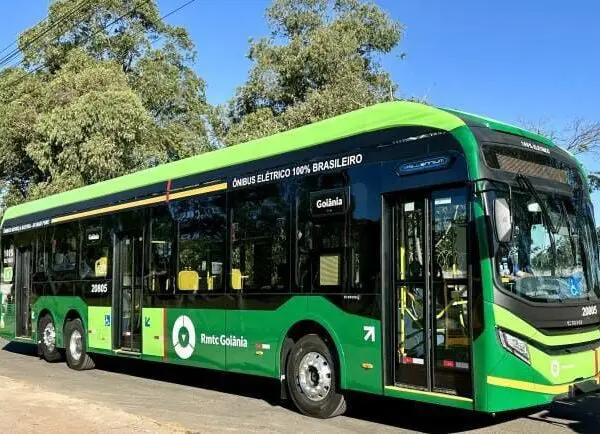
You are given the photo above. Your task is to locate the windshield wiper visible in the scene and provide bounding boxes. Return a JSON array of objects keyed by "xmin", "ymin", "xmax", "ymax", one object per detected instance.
[
  {"xmin": 517, "ymin": 174, "xmax": 557, "ymax": 234},
  {"xmin": 517, "ymin": 174, "xmax": 558, "ymax": 276}
]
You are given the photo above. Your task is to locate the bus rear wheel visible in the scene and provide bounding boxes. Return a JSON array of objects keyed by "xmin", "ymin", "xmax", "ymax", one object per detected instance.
[
  {"xmin": 38, "ymin": 314, "xmax": 62, "ymax": 362},
  {"xmin": 286, "ymin": 334, "xmax": 347, "ymax": 418},
  {"xmin": 64, "ymin": 319, "xmax": 95, "ymax": 371}
]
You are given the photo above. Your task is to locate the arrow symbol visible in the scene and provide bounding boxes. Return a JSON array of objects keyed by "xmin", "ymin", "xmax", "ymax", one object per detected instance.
[
  {"xmin": 363, "ymin": 325, "xmax": 375, "ymax": 342},
  {"xmin": 144, "ymin": 317, "xmax": 150, "ymax": 327}
]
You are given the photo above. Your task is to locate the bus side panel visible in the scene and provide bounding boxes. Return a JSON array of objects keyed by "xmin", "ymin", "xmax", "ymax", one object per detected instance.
[
  {"xmin": 165, "ymin": 307, "xmax": 227, "ymax": 370},
  {"xmin": 0, "ymin": 240, "xmax": 16, "ymax": 341},
  {"xmin": 0, "ymin": 301, "xmax": 16, "ymax": 340},
  {"xmin": 31, "ymin": 296, "xmax": 89, "ymax": 349},
  {"xmin": 305, "ymin": 296, "xmax": 382, "ymax": 394},
  {"xmin": 224, "ymin": 296, "xmax": 307, "ymax": 378},
  {"xmin": 472, "ymin": 196, "xmax": 500, "ymax": 412},
  {"xmin": 223, "ymin": 295, "xmax": 382, "ymax": 394}
]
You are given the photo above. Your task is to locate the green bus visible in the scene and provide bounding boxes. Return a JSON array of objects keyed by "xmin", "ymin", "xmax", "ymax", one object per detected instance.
[{"xmin": 1, "ymin": 101, "xmax": 599, "ymax": 418}]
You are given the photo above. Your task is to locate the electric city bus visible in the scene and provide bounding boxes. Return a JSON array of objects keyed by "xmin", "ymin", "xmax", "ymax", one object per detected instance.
[{"xmin": 1, "ymin": 101, "xmax": 599, "ymax": 418}]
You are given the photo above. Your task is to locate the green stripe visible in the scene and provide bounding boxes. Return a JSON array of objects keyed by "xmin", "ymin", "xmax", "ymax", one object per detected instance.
[
  {"xmin": 1, "ymin": 101, "xmax": 465, "ymax": 224},
  {"xmin": 493, "ymin": 304, "xmax": 600, "ymax": 346},
  {"xmin": 443, "ymin": 108, "xmax": 554, "ymax": 147}
]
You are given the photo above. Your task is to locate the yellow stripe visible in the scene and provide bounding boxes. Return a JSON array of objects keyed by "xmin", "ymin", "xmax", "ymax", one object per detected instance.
[
  {"xmin": 487, "ymin": 376, "xmax": 572, "ymax": 395},
  {"xmin": 52, "ymin": 196, "xmax": 165, "ymax": 223},
  {"xmin": 168, "ymin": 182, "xmax": 227, "ymax": 200},
  {"xmin": 52, "ymin": 182, "xmax": 227, "ymax": 224},
  {"xmin": 384, "ymin": 385, "xmax": 473, "ymax": 402}
]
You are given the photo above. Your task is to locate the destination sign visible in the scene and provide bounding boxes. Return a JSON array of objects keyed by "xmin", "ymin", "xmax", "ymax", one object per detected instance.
[{"xmin": 310, "ymin": 187, "xmax": 349, "ymax": 217}]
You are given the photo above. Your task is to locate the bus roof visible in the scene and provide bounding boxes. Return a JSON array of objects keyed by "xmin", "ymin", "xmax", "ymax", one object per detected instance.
[{"xmin": 1, "ymin": 101, "xmax": 555, "ymax": 224}]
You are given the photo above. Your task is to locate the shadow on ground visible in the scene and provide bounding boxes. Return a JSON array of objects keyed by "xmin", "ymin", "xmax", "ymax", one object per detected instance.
[
  {"xmin": 3, "ymin": 340, "xmax": 599, "ymax": 432},
  {"xmin": 528, "ymin": 395, "xmax": 600, "ymax": 433}
]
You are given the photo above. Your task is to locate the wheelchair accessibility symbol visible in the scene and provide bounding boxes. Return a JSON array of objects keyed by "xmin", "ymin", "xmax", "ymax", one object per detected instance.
[{"xmin": 172, "ymin": 315, "xmax": 196, "ymax": 359}]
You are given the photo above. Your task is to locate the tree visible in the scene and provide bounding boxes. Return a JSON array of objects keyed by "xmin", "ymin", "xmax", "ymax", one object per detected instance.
[
  {"xmin": 215, "ymin": 0, "xmax": 404, "ymax": 145},
  {"xmin": 520, "ymin": 118, "xmax": 600, "ymax": 189},
  {"xmin": 0, "ymin": 0, "xmax": 210, "ymax": 206}
]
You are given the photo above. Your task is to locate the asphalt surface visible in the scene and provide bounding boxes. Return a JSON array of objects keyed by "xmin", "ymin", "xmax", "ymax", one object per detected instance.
[{"xmin": 0, "ymin": 338, "xmax": 598, "ymax": 433}]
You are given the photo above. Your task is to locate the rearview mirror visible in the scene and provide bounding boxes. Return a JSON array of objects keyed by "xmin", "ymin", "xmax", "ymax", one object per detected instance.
[{"xmin": 494, "ymin": 198, "xmax": 513, "ymax": 243}]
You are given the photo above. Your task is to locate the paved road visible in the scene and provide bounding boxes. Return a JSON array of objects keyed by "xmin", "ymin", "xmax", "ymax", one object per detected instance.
[{"xmin": 0, "ymin": 338, "xmax": 598, "ymax": 433}]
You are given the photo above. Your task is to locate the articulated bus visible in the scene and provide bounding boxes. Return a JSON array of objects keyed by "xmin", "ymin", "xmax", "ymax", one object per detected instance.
[{"xmin": 1, "ymin": 102, "xmax": 599, "ymax": 418}]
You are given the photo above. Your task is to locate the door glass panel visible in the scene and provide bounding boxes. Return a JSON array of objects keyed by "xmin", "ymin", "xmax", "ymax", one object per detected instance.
[
  {"xmin": 118, "ymin": 233, "xmax": 143, "ymax": 352},
  {"xmin": 395, "ymin": 199, "xmax": 427, "ymax": 387},
  {"xmin": 431, "ymin": 189, "xmax": 471, "ymax": 395},
  {"xmin": 16, "ymin": 248, "xmax": 32, "ymax": 337}
]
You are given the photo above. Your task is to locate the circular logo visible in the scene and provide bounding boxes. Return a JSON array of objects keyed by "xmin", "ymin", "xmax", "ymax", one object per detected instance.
[
  {"xmin": 550, "ymin": 360, "xmax": 560, "ymax": 378},
  {"xmin": 172, "ymin": 315, "xmax": 196, "ymax": 359}
]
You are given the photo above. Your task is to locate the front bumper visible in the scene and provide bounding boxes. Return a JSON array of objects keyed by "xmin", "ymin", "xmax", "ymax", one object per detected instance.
[{"xmin": 558, "ymin": 377, "xmax": 600, "ymax": 400}]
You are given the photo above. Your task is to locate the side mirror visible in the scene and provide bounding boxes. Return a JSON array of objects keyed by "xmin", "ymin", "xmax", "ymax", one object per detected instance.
[{"xmin": 494, "ymin": 198, "xmax": 513, "ymax": 243}]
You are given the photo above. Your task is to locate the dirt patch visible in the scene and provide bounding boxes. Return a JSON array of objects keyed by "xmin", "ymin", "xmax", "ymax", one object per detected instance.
[{"xmin": 0, "ymin": 375, "xmax": 187, "ymax": 433}]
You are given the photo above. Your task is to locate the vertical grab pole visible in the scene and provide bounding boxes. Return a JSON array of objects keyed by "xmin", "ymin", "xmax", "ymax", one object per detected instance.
[{"xmin": 399, "ymin": 205, "xmax": 406, "ymax": 358}]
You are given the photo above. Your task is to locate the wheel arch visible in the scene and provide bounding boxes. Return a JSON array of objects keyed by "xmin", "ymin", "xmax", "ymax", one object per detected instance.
[
  {"xmin": 63, "ymin": 308, "xmax": 87, "ymax": 339},
  {"xmin": 37, "ymin": 308, "xmax": 54, "ymax": 326},
  {"xmin": 279, "ymin": 318, "xmax": 347, "ymax": 389}
]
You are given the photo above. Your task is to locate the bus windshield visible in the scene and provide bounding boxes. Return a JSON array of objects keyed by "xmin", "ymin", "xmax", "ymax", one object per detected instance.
[{"xmin": 496, "ymin": 187, "xmax": 600, "ymax": 303}]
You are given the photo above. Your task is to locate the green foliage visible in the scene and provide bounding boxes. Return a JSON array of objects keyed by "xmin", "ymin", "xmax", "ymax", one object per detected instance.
[
  {"xmin": 0, "ymin": 0, "xmax": 403, "ymax": 209},
  {"xmin": 0, "ymin": 0, "xmax": 210, "ymax": 206},
  {"xmin": 216, "ymin": 0, "xmax": 403, "ymax": 145}
]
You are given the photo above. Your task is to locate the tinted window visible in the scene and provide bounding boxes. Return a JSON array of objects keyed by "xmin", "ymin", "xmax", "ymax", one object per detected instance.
[
  {"xmin": 33, "ymin": 229, "xmax": 49, "ymax": 282},
  {"xmin": 172, "ymin": 194, "xmax": 227, "ymax": 293},
  {"xmin": 231, "ymin": 185, "xmax": 291, "ymax": 293},
  {"xmin": 297, "ymin": 174, "xmax": 346, "ymax": 292},
  {"xmin": 1, "ymin": 238, "xmax": 15, "ymax": 310},
  {"xmin": 349, "ymin": 169, "xmax": 381, "ymax": 293},
  {"xmin": 147, "ymin": 207, "xmax": 174, "ymax": 294},
  {"xmin": 49, "ymin": 224, "xmax": 78, "ymax": 280},
  {"xmin": 80, "ymin": 219, "xmax": 112, "ymax": 280},
  {"xmin": 296, "ymin": 165, "xmax": 381, "ymax": 294}
]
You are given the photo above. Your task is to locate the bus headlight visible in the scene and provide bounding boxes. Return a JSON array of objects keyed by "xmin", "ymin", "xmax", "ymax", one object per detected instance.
[{"xmin": 497, "ymin": 329, "xmax": 530, "ymax": 364}]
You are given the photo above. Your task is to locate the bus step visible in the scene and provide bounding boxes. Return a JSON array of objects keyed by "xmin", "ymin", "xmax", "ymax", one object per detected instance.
[{"xmin": 114, "ymin": 349, "xmax": 142, "ymax": 358}]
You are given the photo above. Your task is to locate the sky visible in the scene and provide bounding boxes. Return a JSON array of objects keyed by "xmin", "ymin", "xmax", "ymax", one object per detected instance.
[{"xmin": 1, "ymin": 0, "xmax": 599, "ymax": 211}]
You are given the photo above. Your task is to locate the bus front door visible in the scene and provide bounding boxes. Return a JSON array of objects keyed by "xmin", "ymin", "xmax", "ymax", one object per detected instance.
[
  {"xmin": 115, "ymin": 232, "xmax": 144, "ymax": 352},
  {"xmin": 392, "ymin": 188, "xmax": 472, "ymax": 398}
]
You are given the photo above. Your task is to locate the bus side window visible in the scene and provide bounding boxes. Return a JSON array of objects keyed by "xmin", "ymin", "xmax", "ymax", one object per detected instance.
[
  {"xmin": 80, "ymin": 220, "xmax": 112, "ymax": 280},
  {"xmin": 296, "ymin": 175, "xmax": 346, "ymax": 293},
  {"xmin": 230, "ymin": 184, "xmax": 291, "ymax": 293},
  {"xmin": 171, "ymin": 194, "xmax": 226, "ymax": 294},
  {"xmin": 147, "ymin": 206, "xmax": 175, "ymax": 294},
  {"xmin": 49, "ymin": 223, "xmax": 79, "ymax": 281},
  {"xmin": 295, "ymin": 165, "xmax": 380, "ymax": 294},
  {"xmin": 1, "ymin": 240, "xmax": 15, "ymax": 309}
]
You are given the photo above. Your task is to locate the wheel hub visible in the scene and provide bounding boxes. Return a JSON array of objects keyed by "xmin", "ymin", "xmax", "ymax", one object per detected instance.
[
  {"xmin": 43, "ymin": 322, "xmax": 56, "ymax": 352},
  {"xmin": 298, "ymin": 351, "xmax": 332, "ymax": 402},
  {"xmin": 69, "ymin": 329, "xmax": 83, "ymax": 362}
]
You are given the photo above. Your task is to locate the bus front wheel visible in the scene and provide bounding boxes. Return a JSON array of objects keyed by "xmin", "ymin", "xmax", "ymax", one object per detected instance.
[
  {"xmin": 286, "ymin": 334, "xmax": 347, "ymax": 418},
  {"xmin": 64, "ymin": 319, "xmax": 95, "ymax": 371}
]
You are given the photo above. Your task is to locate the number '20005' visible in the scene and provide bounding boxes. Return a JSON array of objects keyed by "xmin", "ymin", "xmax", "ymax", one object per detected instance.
[
  {"xmin": 582, "ymin": 305, "xmax": 598, "ymax": 317},
  {"xmin": 91, "ymin": 283, "xmax": 108, "ymax": 294}
]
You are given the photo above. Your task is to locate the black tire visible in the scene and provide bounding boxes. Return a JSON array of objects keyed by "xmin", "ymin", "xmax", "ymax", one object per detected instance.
[
  {"xmin": 38, "ymin": 314, "xmax": 62, "ymax": 362},
  {"xmin": 286, "ymin": 334, "xmax": 347, "ymax": 418},
  {"xmin": 64, "ymin": 319, "xmax": 95, "ymax": 371}
]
